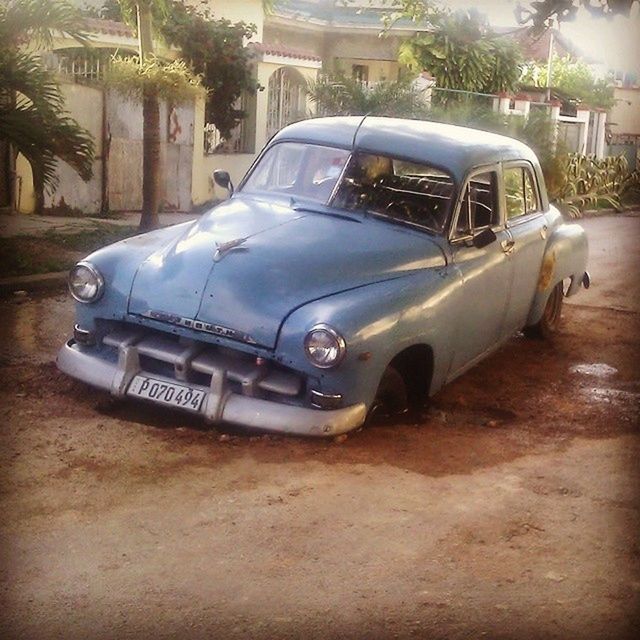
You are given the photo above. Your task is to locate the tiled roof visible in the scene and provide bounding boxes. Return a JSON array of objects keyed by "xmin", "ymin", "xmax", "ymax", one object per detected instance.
[
  {"xmin": 272, "ymin": 0, "xmax": 426, "ymax": 31},
  {"xmin": 83, "ymin": 17, "xmax": 134, "ymax": 38},
  {"xmin": 494, "ymin": 26, "xmax": 592, "ymax": 63},
  {"xmin": 249, "ymin": 42, "xmax": 322, "ymax": 62}
]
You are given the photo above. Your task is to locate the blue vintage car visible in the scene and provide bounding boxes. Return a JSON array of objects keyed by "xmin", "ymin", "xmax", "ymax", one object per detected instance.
[{"xmin": 57, "ymin": 116, "xmax": 589, "ymax": 436}]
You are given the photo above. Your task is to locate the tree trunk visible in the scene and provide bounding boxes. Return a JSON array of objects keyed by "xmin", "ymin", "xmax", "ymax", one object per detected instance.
[
  {"xmin": 137, "ymin": 1, "xmax": 160, "ymax": 231},
  {"xmin": 0, "ymin": 87, "xmax": 16, "ymax": 210},
  {"xmin": 99, "ymin": 88, "xmax": 111, "ymax": 217},
  {"xmin": 32, "ymin": 164, "xmax": 45, "ymax": 215},
  {"xmin": 140, "ymin": 86, "xmax": 160, "ymax": 231},
  {"xmin": 0, "ymin": 140, "xmax": 13, "ymax": 210}
]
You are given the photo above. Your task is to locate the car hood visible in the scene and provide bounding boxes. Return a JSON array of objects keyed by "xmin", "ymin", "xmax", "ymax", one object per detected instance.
[{"xmin": 127, "ymin": 196, "xmax": 446, "ymax": 348}]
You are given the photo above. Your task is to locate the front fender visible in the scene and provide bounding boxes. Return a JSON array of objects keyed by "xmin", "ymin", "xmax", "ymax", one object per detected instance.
[
  {"xmin": 275, "ymin": 268, "xmax": 460, "ymax": 409},
  {"xmin": 74, "ymin": 221, "xmax": 196, "ymax": 332},
  {"xmin": 526, "ymin": 220, "xmax": 588, "ymax": 326}
]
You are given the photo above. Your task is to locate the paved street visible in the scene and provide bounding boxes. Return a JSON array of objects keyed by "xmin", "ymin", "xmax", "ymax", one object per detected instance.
[{"xmin": 0, "ymin": 214, "xmax": 638, "ymax": 640}]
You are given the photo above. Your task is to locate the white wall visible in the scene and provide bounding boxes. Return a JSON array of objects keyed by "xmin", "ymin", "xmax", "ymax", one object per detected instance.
[
  {"xmin": 207, "ymin": 0, "xmax": 264, "ymax": 40},
  {"xmin": 17, "ymin": 80, "xmax": 197, "ymax": 214},
  {"xmin": 107, "ymin": 91, "xmax": 196, "ymax": 212},
  {"xmin": 39, "ymin": 82, "xmax": 103, "ymax": 213},
  {"xmin": 194, "ymin": 153, "xmax": 257, "ymax": 205},
  {"xmin": 610, "ymin": 87, "xmax": 640, "ymax": 135}
]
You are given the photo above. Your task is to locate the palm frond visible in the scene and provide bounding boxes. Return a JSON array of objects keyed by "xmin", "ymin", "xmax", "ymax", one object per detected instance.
[
  {"xmin": 307, "ymin": 73, "xmax": 426, "ymax": 118},
  {"xmin": 0, "ymin": 0, "xmax": 95, "ymax": 202},
  {"xmin": 0, "ymin": 0, "xmax": 89, "ymax": 49},
  {"xmin": 0, "ymin": 51, "xmax": 66, "ymax": 114},
  {"xmin": 0, "ymin": 100, "xmax": 94, "ymax": 192}
]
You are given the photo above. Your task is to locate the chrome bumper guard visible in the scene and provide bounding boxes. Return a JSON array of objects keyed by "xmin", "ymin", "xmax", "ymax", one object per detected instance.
[{"xmin": 56, "ymin": 327, "xmax": 366, "ymax": 437}]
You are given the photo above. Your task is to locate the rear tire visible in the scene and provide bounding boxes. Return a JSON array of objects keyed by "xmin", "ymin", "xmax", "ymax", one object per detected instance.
[{"xmin": 524, "ymin": 282, "xmax": 563, "ymax": 339}]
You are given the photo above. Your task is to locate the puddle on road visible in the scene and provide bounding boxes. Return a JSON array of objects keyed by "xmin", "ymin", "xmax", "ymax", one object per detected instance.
[
  {"xmin": 570, "ymin": 363, "xmax": 618, "ymax": 377},
  {"xmin": 583, "ymin": 386, "xmax": 640, "ymax": 405},
  {"xmin": 571, "ymin": 363, "xmax": 639, "ymax": 409}
]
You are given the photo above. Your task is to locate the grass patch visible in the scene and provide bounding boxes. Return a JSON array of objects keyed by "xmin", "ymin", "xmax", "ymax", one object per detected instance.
[
  {"xmin": 0, "ymin": 223, "xmax": 140, "ymax": 278},
  {"xmin": 41, "ymin": 224, "xmax": 140, "ymax": 252}
]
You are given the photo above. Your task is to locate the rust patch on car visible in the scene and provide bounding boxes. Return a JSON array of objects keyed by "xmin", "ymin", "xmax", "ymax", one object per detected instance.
[{"xmin": 538, "ymin": 251, "xmax": 556, "ymax": 291}]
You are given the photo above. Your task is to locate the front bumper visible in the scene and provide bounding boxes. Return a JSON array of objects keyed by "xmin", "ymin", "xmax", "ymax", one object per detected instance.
[{"xmin": 57, "ymin": 339, "xmax": 366, "ymax": 437}]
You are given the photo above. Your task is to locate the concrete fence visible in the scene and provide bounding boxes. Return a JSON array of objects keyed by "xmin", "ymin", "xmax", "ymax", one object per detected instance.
[{"xmin": 16, "ymin": 80, "xmax": 197, "ymax": 215}]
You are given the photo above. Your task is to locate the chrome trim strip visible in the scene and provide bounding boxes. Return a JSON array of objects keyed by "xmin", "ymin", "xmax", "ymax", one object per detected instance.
[
  {"xmin": 143, "ymin": 310, "xmax": 257, "ymax": 344},
  {"xmin": 73, "ymin": 324, "xmax": 95, "ymax": 345},
  {"xmin": 310, "ymin": 389, "xmax": 343, "ymax": 409}
]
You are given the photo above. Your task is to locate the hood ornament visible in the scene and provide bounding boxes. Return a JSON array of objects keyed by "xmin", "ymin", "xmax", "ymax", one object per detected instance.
[{"xmin": 214, "ymin": 237, "xmax": 247, "ymax": 262}]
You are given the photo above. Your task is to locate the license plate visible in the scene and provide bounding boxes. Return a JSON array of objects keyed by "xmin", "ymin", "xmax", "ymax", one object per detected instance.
[{"xmin": 127, "ymin": 375, "xmax": 205, "ymax": 412}]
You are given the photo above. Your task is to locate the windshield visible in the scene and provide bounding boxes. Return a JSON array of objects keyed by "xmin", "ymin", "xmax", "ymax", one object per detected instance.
[
  {"xmin": 241, "ymin": 142, "xmax": 455, "ymax": 233},
  {"xmin": 331, "ymin": 153, "xmax": 454, "ymax": 233}
]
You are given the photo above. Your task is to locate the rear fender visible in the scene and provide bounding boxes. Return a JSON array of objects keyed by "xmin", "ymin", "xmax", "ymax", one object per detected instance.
[{"xmin": 526, "ymin": 222, "xmax": 588, "ymax": 326}]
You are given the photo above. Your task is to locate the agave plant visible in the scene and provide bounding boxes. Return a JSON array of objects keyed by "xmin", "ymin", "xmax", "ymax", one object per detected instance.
[{"xmin": 550, "ymin": 153, "xmax": 639, "ymax": 218}]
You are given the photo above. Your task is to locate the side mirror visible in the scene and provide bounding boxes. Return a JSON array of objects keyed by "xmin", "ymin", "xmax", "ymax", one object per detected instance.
[
  {"xmin": 213, "ymin": 169, "xmax": 234, "ymax": 195},
  {"xmin": 472, "ymin": 227, "xmax": 497, "ymax": 249}
]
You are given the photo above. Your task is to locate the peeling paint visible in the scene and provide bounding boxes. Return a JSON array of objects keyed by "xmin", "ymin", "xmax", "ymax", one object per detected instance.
[{"xmin": 538, "ymin": 250, "xmax": 556, "ymax": 291}]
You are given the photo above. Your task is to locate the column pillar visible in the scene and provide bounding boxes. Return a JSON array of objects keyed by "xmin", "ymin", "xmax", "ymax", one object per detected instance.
[
  {"xmin": 576, "ymin": 107, "xmax": 591, "ymax": 155},
  {"xmin": 594, "ymin": 109, "xmax": 607, "ymax": 159}
]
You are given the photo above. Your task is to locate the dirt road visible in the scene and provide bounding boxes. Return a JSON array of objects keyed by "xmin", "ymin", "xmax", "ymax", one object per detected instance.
[{"xmin": 1, "ymin": 214, "xmax": 638, "ymax": 640}]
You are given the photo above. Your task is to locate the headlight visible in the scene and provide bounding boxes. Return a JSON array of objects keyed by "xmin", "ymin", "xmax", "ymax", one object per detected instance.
[
  {"xmin": 304, "ymin": 324, "xmax": 346, "ymax": 368},
  {"xmin": 68, "ymin": 261, "xmax": 104, "ymax": 303}
]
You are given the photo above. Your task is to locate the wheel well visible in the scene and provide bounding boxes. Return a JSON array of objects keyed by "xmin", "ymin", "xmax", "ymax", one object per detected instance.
[{"xmin": 389, "ymin": 344, "xmax": 434, "ymax": 408}]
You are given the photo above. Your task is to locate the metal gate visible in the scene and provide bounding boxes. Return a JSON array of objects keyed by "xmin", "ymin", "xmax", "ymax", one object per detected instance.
[
  {"xmin": 266, "ymin": 67, "xmax": 306, "ymax": 140},
  {"xmin": 557, "ymin": 120, "xmax": 583, "ymax": 153}
]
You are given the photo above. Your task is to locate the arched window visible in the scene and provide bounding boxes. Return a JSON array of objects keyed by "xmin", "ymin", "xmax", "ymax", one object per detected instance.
[{"xmin": 266, "ymin": 67, "xmax": 307, "ymax": 139}]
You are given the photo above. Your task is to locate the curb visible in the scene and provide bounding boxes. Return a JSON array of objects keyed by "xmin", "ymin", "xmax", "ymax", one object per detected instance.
[{"xmin": 0, "ymin": 271, "xmax": 68, "ymax": 296}]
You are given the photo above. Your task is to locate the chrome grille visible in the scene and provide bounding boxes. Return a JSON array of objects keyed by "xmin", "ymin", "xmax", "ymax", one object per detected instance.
[{"xmin": 100, "ymin": 323, "xmax": 303, "ymax": 399}]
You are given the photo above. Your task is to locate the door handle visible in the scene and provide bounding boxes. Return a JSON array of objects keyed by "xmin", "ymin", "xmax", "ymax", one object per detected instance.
[{"xmin": 501, "ymin": 239, "xmax": 515, "ymax": 254}]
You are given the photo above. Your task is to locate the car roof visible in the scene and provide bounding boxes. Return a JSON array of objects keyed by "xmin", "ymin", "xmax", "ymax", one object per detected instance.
[{"xmin": 270, "ymin": 116, "xmax": 540, "ymax": 182}]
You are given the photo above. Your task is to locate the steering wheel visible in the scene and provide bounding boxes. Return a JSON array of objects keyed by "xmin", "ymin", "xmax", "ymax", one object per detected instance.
[{"xmin": 385, "ymin": 200, "xmax": 416, "ymax": 222}]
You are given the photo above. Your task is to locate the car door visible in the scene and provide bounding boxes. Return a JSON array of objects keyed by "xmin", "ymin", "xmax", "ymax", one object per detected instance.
[
  {"xmin": 501, "ymin": 162, "xmax": 548, "ymax": 334},
  {"xmin": 448, "ymin": 166, "xmax": 513, "ymax": 376}
]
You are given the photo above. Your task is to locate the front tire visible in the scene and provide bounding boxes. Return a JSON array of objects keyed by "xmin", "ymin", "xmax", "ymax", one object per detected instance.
[
  {"xmin": 524, "ymin": 282, "xmax": 563, "ymax": 339},
  {"xmin": 366, "ymin": 365, "xmax": 408, "ymax": 424}
]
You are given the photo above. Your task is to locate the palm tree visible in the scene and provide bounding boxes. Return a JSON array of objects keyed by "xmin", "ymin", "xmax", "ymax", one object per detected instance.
[
  {"xmin": 0, "ymin": 0, "xmax": 94, "ymax": 213},
  {"xmin": 114, "ymin": 0, "xmax": 182, "ymax": 231},
  {"xmin": 113, "ymin": 1, "xmax": 204, "ymax": 230},
  {"xmin": 307, "ymin": 73, "xmax": 427, "ymax": 118},
  {"xmin": 116, "ymin": 0, "xmax": 163, "ymax": 230}
]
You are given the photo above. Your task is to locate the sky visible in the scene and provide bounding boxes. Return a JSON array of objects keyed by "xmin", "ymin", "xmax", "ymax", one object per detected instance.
[{"xmin": 441, "ymin": 0, "xmax": 640, "ymax": 76}]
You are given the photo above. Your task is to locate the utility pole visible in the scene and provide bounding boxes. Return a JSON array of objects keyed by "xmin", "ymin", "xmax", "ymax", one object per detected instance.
[{"xmin": 545, "ymin": 18, "xmax": 555, "ymax": 102}]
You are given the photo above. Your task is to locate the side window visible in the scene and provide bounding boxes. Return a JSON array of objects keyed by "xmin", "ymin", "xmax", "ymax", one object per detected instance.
[
  {"xmin": 455, "ymin": 171, "xmax": 499, "ymax": 237},
  {"xmin": 504, "ymin": 167, "xmax": 526, "ymax": 219},
  {"xmin": 504, "ymin": 165, "xmax": 539, "ymax": 219}
]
